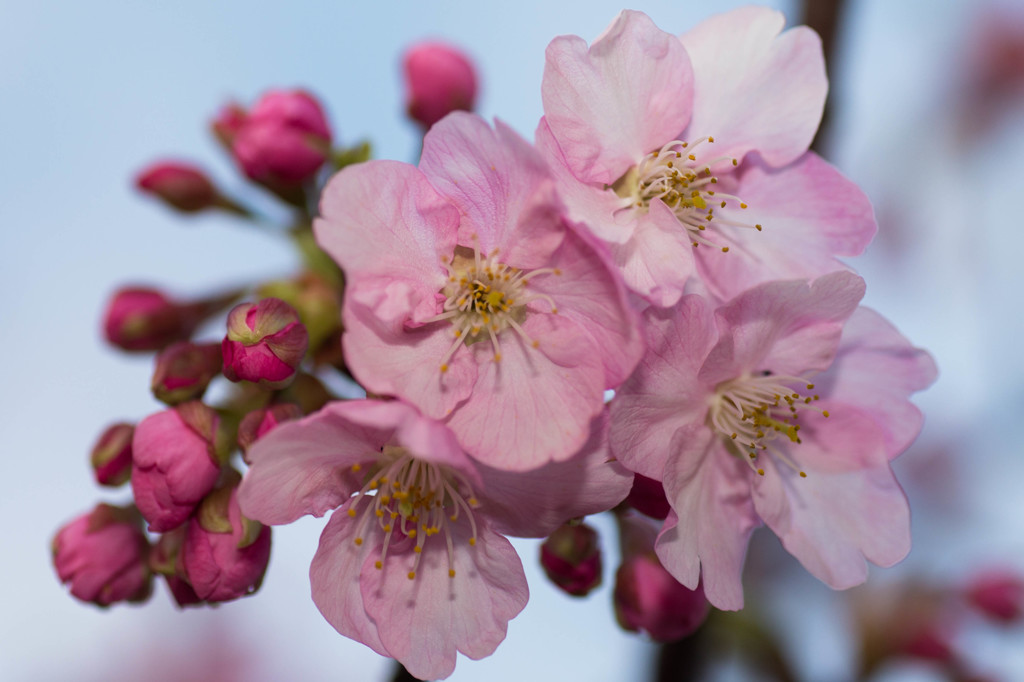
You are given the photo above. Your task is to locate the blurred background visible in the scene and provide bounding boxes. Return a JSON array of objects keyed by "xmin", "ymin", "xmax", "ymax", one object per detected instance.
[{"xmin": 3, "ymin": 0, "xmax": 1024, "ymax": 679}]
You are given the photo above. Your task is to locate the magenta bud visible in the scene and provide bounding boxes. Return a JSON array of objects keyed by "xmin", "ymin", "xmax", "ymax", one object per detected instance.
[
  {"xmin": 614, "ymin": 553, "xmax": 709, "ymax": 642},
  {"xmin": 222, "ymin": 298, "xmax": 308, "ymax": 389},
  {"xmin": 131, "ymin": 402, "xmax": 224, "ymax": 533},
  {"xmin": 52, "ymin": 503, "xmax": 153, "ymax": 607},
  {"xmin": 237, "ymin": 403, "xmax": 303, "ymax": 461},
  {"xmin": 900, "ymin": 625, "xmax": 955, "ymax": 662},
  {"xmin": 90, "ymin": 422, "xmax": 135, "ymax": 487},
  {"xmin": 183, "ymin": 477, "xmax": 271, "ymax": 603},
  {"xmin": 540, "ymin": 522, "xmax": 602, "ymax": 597},
  {"xmin": 403, "ymin": 42, "xmax": 478, "ymax": 129},
  {"xmin": 135, "ymin": 161, "xmax": 219, "ymax": 213},
  {"xmin": 232, "ymin": 89, "xmax": 331, "ymax": 187},
  {"xmin": 151, "ymin": 341, "xmax": 223, "ymax": 405},
  {"xmin": 150, "ymin": 527, "xmax": 205, "ymax": 608},
  {"xmin": 103, "ymin": 287, "xmax": 191, "ymax": 352},
  {"xmin": 625, "ymin": 473, "xmax": 670, "ymax": 520},
  {"xmin": 211, "ymin": 102, "xmax": 248, "ymax": 148},
  {"xmin": 966, "ymin": 569, "xmax": 1024, "ymax": 623}
]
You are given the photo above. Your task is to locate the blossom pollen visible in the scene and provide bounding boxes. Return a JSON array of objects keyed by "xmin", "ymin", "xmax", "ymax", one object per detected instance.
[
  {"xmin": 423, "ymin": 236, "xmax": 561, "ymax": 372},
  {"xmin": 347, "ymin": 445, "xmax": 480, "ymax": 580},
  {"xmin": 611, "ymin": 137, "xmax": 762, "ymax": 251}
]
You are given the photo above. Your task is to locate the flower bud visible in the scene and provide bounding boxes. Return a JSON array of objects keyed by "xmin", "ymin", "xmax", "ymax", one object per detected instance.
[
  {"xmin": 237, "ymin": 403, "xmax": 303, "ymax": 461},
  {"xmin": 131, "ymin": 402, "xmax": 225, "ymax": 533},
  {"xmin": 614, "ymin": 552, "xmax": 709, "ymax": 642},
  {"xmin": 52, "ymin": 503, "xmax": 153, "ymax": 607},
  {"xmin": 966, "ymin": 569, "xmax": 1024, "ymax": 624},
  {"xmin": 149, "ymin": 527, "xmax": 204, "ymax": 608},
  {"xmin": 232, "ymin": 90, "xmax": 331, "ymax": 187},
  {"xmin": 625, "ymin": 473, "xmax": 670, "ymax": 520},
  {"xmin": 151, "ymin": 341, "xmax": 223, "ymax": 405},
  {"xmin": 257, "ymin": 273, "xmax": 342, "ymax": 354},
  {"xmin": 90, "ymin": 422, "xmax": 135, "ymax": 487},
  {"xmin": 102, "ymin": 287, "xmax": 192, "ymax": 352},
  {"xmin": 222, "ymin": 298, "xmax": 308, "ymax": 389},
  {"xmin": 183, "ymin": 474, "xmax": 271, "ymax": 603},
  {"xmin": 403, "ymin": 42, "xmax": 478, "ymax": 129},
  {"xmin": 539, "ymin": 522, "xmax": 602, "ymax": 597},
  {"xmin": 211, "ymin": 102, "xmax": 248, "ymax": 148},
  {"xmin": 135, "ymin": 162, "xmax": 219, "ymax": 213}
]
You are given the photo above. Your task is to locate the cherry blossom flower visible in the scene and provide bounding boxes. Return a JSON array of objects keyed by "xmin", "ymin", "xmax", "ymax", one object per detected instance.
[
  {"xmin": 539, "ymin": 9, "xmax": 874, "ymax": 306},
  {"xmin": 609, "ymin": 272, "xmax": 937, "ymax": 609},
  {"xmin": 314, "ymin": 112, "xmax": 641, "ymax": 470},
  {"xmin": 238, "ymin": 399, "xmax": 631, "ymax": 680}
]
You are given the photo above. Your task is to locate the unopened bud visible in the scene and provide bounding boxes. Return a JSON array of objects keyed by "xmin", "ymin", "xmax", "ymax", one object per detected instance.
[
  {"xmin": 966, "ymin": 569, "xmax": 1024, "ymax": 624},
  {"xmin": 90, "ymin": 422, "xmax": 135, "ymax": 487},
  {"xmin": 150, "ymin": 527, "xmax": 205, "ymax": 608},
  {"xmin": 222, "ymin": 298, "xmax": 308, "ymax": 389},
  {"xmin": 237, "ymin": 403, "xmax": 303, "ymax": 461},
  {"xmin": 151, "ymin": 341, "xmax": 223, "ymax": 405},
  {"xmin": 540, "ymin": 522, "xmax": 602, "ymax": 597},
  {"xmin": 183, "ymin": 474, "xmax": 272, "ymax": 603},
  {"xmin": 614, "ymin": 552, "xmax": 709, "ymax": 642},
  {"xmin": 131, "ymin": 402, "xmax": 225, "ymax": 533},
  {"xmin": 52, "ymin": 503, "xmax": 153, "ymax": 607},
  {"xmin": 211, "ymin": 102, "xmax": 248, "ymax": 149},
  {"xmin": 257, "ymin": 273, "xmax": 341, "ymax": 354},
  {"xmin": 102, "ymin": 287, "xmax": 191, "ymax": 352},
  {"xmin": 403, "ymin": 42, "xmax": 478, "ymax": 129},
  {"xmin": 232, "ymin": 89, "xmax": 332, "ymax": 188},
  {"xmin": 135, "ymin": 161, "xmax": 219, "ymax": 213},
  {"xmin": 625, "ymin": 473, "xmax": 670, "ymax": 520}
]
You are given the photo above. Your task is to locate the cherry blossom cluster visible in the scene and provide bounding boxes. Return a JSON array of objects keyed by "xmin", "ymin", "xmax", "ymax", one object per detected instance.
[{"xmin": 53, "ymin": 8, "xmax": 936, "ymax": 681}]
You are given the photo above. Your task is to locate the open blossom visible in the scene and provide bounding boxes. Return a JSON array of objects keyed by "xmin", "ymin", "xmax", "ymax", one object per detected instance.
[
  {"xmin": 238, "ymin": 399, "xmax": 631, "ymax": 680},
  {"xmin": 610, "ymin": 272, "xmax": 937, "ymax": 609},
  {"xmin": 315, "ymin": 112, "xmax": 642, "ymax": 470},
  {"xmin": 538, "ymin": 9, "xmax": 874, "ymax": 306}
]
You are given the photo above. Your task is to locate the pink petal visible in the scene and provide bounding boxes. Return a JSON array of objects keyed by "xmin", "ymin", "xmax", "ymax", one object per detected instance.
[
  {"xmin": 309, "ymin": 509, "xmax": 389, "ymax": 657},
  {"xmin": 420, "ymin": 113, "xmax": 566, "ymax": 268},
  {"xmin": 542, "ymin": 10, "xmax": 694, "ymax": 185},
  {"xmin": 656, "ymin": 439, "xmax": 760, "ymax": 611},
  {"xmin": 614, "ymin": 199, "xmax": 697, "ymax": 307},
  {"xmin": 696, "ymin": 153, "xmax": 877, "ymax": 301},
  {"xmin": 480, "ymin": 411, "xmax": 633, "ymax": 537},
  {"xmin": 361, "ymin": 520, "xmax": 528, "ymax": 681},
  {"xmin": 750, "ymin": 404, "xmax": 911, "ymax": 589},
  {"xmin": 681, "ymin": 7, "xmax": 827, "ymax": 167},
  {"xmin": 815, "ymin": 307, "xmax": 938, "ymax": 458}
]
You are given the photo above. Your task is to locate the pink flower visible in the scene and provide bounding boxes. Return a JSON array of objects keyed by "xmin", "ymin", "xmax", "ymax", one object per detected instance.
[
  {"xmin": 238, "ymin": 399, "xmax": 631, "ymax": 680},
  {"xmin": 538, "ymin": 9, "xmax": 874, "ymax": 305},
  {"xmin": 222, "ymin": 298, "xmax": 308, "ymax": 389},
  {"xmin": 232, "ymin": 89, "xmax": 332, "ymax": 187},
  {"xmin": 52, "ymin": 503, "xmax": 152, "ymax": 607},
  {"xmin": 135, "ymin": 161, "xmax": 219, "ymax": 213},
  {"xmin": 315, "ymin": 112, "xmax": 642, "ymax": 470},
  {"xmin": 131, "ymin": 402, "xmax": 225, "ymax": 533},
  {"xmin": 610, "ymin": 272, "xmax": 937, "ymax": 609},
  {"xmin": 403, "ymin": 42, "xmax": 478, "ymax": 129}
]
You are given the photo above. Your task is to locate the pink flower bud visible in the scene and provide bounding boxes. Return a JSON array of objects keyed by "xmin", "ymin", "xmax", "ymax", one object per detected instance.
[
  {"xmin": 966, "ymin": 569, "xmax": 1024, "ymax": 623},
  {"xmin": 135, "ymin": 162, "xmax": 219, "ymax": 213},
  {"xmin": 900, "ymin": 625, "xmax": 955, "ymax": 662},
  {"xmin": 403, "ymin": 42, "xmax": 478, "ymax": 129},
  {"xmin": 211, "ymin": 102, "xmax": 248, "ymax": 148},
  {"xmin": 103, "ymin": 287, "xmax": 192, "ymax": 352},
  {"xmin": 131, "ymin": 402, "xmax": 224, "ymax": 532},
  {"xmin": 52, "ymin": 503, "xmax": 153, "ymax": 607},
  {"xmin": 90, "ymin": 422, "xmax": 135, "ymax": 487},
  {"xmin": 151, "ymin": 342, "xmax": 223, "ymax": 405},
  {"xmin": 539, "ymin": 522, "xmax": 602, "ymax": 597},
  {"xmin": 149, "ymin": 527, "xmax": 205, "ymax": 608},
  {"xmin": 183, "ymin": 477, "xmax": 271, "ymax": 603},
  {"xmin": 614, "ymin": 553, "xmax": 709, "ymax": 642},
  {"xmin": 625, "ymin": 473, "xmax": 670, "ymax": 520},
  {"xmin": 222, "ymin": 298, "xmax": 308, "ymax": 389},
  {"xmin": 232, "ymin": 89, "xmax": 331, "ymax": 187},
  {"xmin": 237, "ymin": 403, "xmax": 303, "ymax": 461}
]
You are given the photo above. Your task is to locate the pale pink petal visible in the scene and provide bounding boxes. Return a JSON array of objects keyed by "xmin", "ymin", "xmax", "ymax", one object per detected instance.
[
  {"xmin": 309, "ymin": 508, "xmax": 389, "ymax": 657},
  {"xmin": 542, "ymin": 10, "xmax": 694, "ymax": 185},
  {"xmin": 443, "ymin": 313, "xmax": 605, "ymax": 470},
  {"xmin": 420, "ymin": 113, "xmax": 566, "ymax": 268},
  {"xmin": 614, "ymin": 199, "xmax": 697, "ymax": 307},
  {"xmin": 681, "ymin": 6, "xmax": 827, "ymax": 167},
  {"xmin": 238, "ymin": 402, "xmax": 390, "ymax": 525},
  {"xmin": 480, "ymin": 411, "xmax": 633, "ymax": 537},
  {"xmin": 656, "ymin": 438, "xmax": 760, "ymax": 611},
  {"xmin": 750, "ymin": 404, "xmax": 911, "ymax": 589},
  {"xmin": 815, "ymin": 307, "xmax": 938, "ymax": 458},
  {"xmin": 361, "ymin": 521, "xmax": 528, "ymax": 681},
  {"xmin": 696, "ymin": 153, "xmax": 877, "ymax": 301}
]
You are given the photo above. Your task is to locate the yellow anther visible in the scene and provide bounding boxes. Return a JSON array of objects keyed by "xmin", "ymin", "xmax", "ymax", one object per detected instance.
[
  {"xmin": 354, "ymin": 537, "xmax": 363, "ymax": 546},
  {"xmin": 468, "ymin": 537, "xmax": 477, "ymax": 546},
  {"xmin": 449, "ymin": 569, "xmax": 456, "ymax": 578},
  {"xmin": 375, "ymin": 560, "xmax": 383, "ymax": 570},
  {"xmin": 383, "ymin": 525, "xmax": 392, "ymax": 532},
  {"xmin": 440, "ymin": 364, "xmax": 449, "ymax": 373},
  {"xmin": 822, "ymin": 410, "xmax": 830, "ymax": 418},
  {"xmin": 347, "ymin": 508, "xmax": 357, "ymax": 518},
  {"xmin": 351, "ymin": 463, "xmax": 362, "ymax": 473},
  {"xmin": 757, "ymin": 469, "xmax": 765, "ymax": 476},
  {"xmin": 799, "ymin": 471, "xmax": 807, "ymax": 478},
  {"xmin": 721, "ymin": 246, "xmax": 729, "ymax": 253},
  {"xmin": 732, "ymin": 159, "xmax": 738, "ymax": 166},
  {"xmin": 408, "ymin": 529, "xmax": 417, "ymax": 538},
  {"xmin": 407, "ymin": 571, "xmax": 416, "ymax": 580},
  {"xmin": 740, "ymin": 203, "xmax": 748, "ymax": 209}
]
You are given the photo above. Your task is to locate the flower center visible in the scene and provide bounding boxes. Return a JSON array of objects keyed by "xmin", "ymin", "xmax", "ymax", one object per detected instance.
[
  {"xmin": 611, "ymin": 136, "xmax": 761, "ymax": 251},
  {"xmin": 347, "ymin": 446, "xmax": 481, "ymax": 579},
  {"xmin": 707, "ymin": 372, "xmax": 830, "ymax": 477},
  {"xmin": 423, "ymin": 236, "xmax": 561, "ymax": 373}
]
